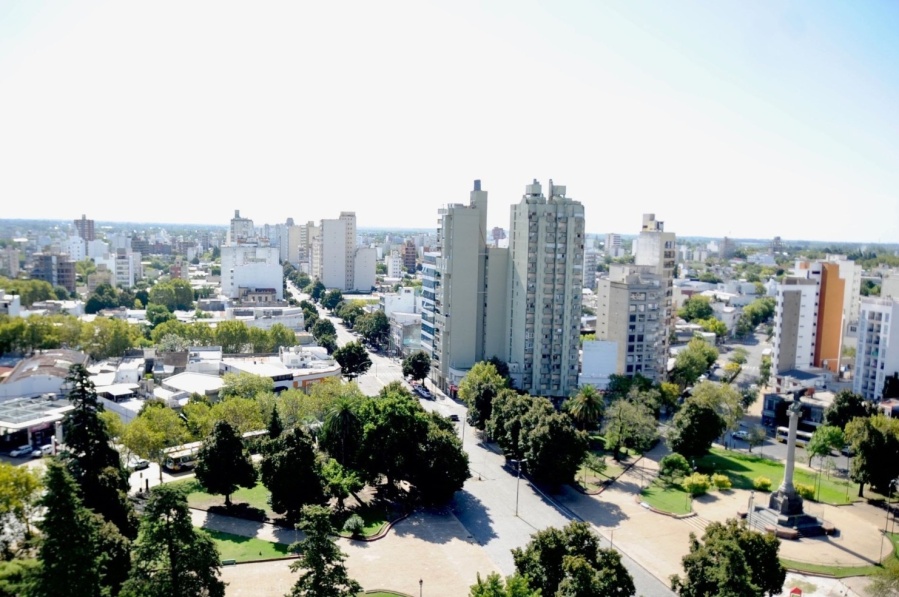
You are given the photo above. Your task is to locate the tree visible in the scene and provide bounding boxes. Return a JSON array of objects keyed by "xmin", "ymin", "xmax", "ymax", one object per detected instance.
[
  {"xmin": 320, "ymin": 396, "xmax": 363, "ymax": 468},
  {"xmin": 678, "ymin": 296, "xmax": 714, "ymax": 322},
  {"xmin": 312, "ymin": 318, "xmax": 337, "ymax": 342},
  {"xmin": 309, "ymin": 280, "xmax": 326, "ymax": 303},
  {"xmin": 410, "ymin": 419, "xmax": 470, "ymax": 505},
  {"xmin": 220, "ymin": 371, "xmax": 274, "ymax": 400},
  {"xmin": 806, "ymin": 425, "xmax": 844, "ymax": 468},
  {"xmin": 671, "ymin": 519, "xmax": 785, "ymax": 597},
  {"xmin": 120, "ymin": 485, "xmax": 224, "ymax": 597},
  {"xmin": 268, "ymin": 323, "xmax": 296, "ymax": 350},
  {"xmin": 758, "ymin": 355, "xmax": 772, "ymax": 387},
  {"xmin": 846, "ymin": 415, "xmax": 899, "ymax": 497},
  {"xmin": 248, "ymin": 326, "xmax": 273, "ymax": 353},
  {"xmin": 469, "ymin": 573, "xmax": 540, "ymax": 597},
  {"xmin": 402, "ymin": 351, "xmax": 431, "ymax": 383},
  {"xmin": 512, "ymin": 521, "xmax": 635, "ymax": 597},
  {"xmin": 333, "ymin": 341, "xmax": 372, "ymax": 380},
  {"xmin": 61, "ymin": 364, "xmax": 138, "ymax": 538},
  {"xmin": 32, "ymin": 461, "xmax": 102, "ymax": 597},
  {"xmin": 260, "ymin": 427, "xmax": 324, "ymax": 522},
  {"xmin": 322, "ymin": 289, "xmax": 344, "ymax": 311},
  {"xmin": 210, "ymin": 397, "xmax": 266, "ymax": 435},
  {"xmin": 214, "ymin": 320, "xmax": 250, "ymax": 353},
  {"xmin": 458, "ymin": 361, "xmax": 508, "ymax": 430},
  {"xmin": 521, "ymin": 410, "xmax": 589, "ymax": 486},
  {"xmin": 689, "ymin": 381, "xmax": 744, "ymax": 431},
  {"xmin": 195, "ymin": 421, "xmax": 257, "ymax": 506},
  {"xmin": 320, "ymin": 459, "xmax": 363, "ymax": 513},
  {"xmin": 487, "ymin": 391, "xmax": 552, "ymax": 459},
  {"xmin": 122, "ymin": 405, "xmax": 190, "ymax": 483},
  {"xmin": 564, "ymin": 384, "xmax": 605, "ymax": 431},
  {"xmin": 268, "ymin": 407, "xmax": 284, "ymax": 439},
  {"xmin": 602, "ymin": 399, "xmax": 657, "ymax": 459},
  {"xmin": 671, "ymin": 338, "xmax": 718, "ymax": 388},
  {"xmin": 146, "ymin": 303, "xmax": 174, "ymax": 329},
  {"xmin": 747, "ymin": 425, "xmax": 767, "ymax": 453},
  {"xmin": 824, "ymin": 390, "xmax": 875, "ymax": 430},
  {"xmin": 336, "ymin": 301, "xmax": 365, "ymax": 328},
  {"xmin": 0, "ymin": 462, "xmax": 42, "ymax": 538},
  {"xmin": 357, "ymin": 392, "xmax": 430, "ymax": 491},
  {"xmin": 697, "ymin": 318, "xmax": 728, "ymax": 339},
  {"xmin": 355, "ymin": 310, "xmax": 389, "ymax": 348},
  {"xmin": 871, "ymin": 558, "xmax": 899, "ymax": 597},
  {"xmin": 668, "ymin": 400, "xmax": 726, "ymax": 459},
  {"xmin": 286, "ymin": 505, "xmax": 362, "ymax": 597}
]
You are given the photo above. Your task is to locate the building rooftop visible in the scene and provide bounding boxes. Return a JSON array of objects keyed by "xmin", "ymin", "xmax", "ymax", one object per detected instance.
[
  {"xmin": 161, "ymin": 372, "xmax": 224, "ymax": 396},
  {"xmin": 0, "ymin": 394, "xmax": 73, "ymax": 430},
  {"xmin": 2, "ymin": 350, "xmax": 88, "ymax": 385}
]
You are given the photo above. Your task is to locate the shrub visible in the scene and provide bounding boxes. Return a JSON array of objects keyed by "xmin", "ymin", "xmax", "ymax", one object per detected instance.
[
  {"xmin": 659, "ymin": 453, "xmax": 692, "ymax": 484},
  {"xmin": 753, "ymin": 476, "xmax": 772, "ymax": 492},
  {"xmin": 342, "ymin": 513, "xmax": 365, "ymax": 537},
  {"xmin": 796, "ymin": 483, "xmax": 815, "ymax": 500},
  {"xmin": 682, "ymin": 473, "xmax": 711, "ymax": 496},
  {"xmin": 711, "ymin": 473, "xmax": 732, "ymax": 490}
]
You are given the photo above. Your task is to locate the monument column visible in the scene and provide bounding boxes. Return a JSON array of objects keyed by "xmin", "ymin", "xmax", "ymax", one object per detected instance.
[{"xmin": 779, "ymin": 400, "xmax": 801, "ymax": 494}]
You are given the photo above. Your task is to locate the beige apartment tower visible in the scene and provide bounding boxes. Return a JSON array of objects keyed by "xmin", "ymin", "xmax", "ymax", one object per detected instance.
[{"xmin": 507, "ymin": 180, "xmax": 584, "ymax": 397}]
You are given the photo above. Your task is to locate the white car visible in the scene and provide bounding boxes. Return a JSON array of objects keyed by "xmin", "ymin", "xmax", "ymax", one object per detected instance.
[
  {"xmin": 733, "ymin": 430, "xmax": 750, "ymax": 441},
  {"xmin": 9, "ymin": 445, "xmax": 35, "ymax": 458}
]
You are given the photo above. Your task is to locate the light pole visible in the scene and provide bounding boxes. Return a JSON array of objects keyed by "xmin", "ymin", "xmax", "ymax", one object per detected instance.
[
  {"xmin": 880, "ymin": 479, "xmax": 898, "ymax": 563},
  {"xmin": 747, "ymin": 491, "xmax": 755, "ymax": 529},
  {"xmin": 419, "ymin": 578, "xmax": 423, "ymax": 597},
  {"xmin": 513, "ymin": 459, "xmax": 528, "ymax": 517}
]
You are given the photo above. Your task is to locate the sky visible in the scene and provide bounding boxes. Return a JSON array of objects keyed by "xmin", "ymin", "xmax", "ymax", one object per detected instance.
[{"xmin": 1, "ymin": 1, "xmax": 898, "ymax": 243}]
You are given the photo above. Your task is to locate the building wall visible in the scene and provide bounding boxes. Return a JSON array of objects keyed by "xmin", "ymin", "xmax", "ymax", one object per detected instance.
[
  {"xmin": 816, "ymin": 262, "xmax": 845, "ymax": 372},
  {"xmin": 773, "ymin": 280, "xmax": 817, "ymax": 373},
  {"xmin": 221, "ymin": 245, "xmax": 280, "ymax": 298},
  {"xmin": 580, "ymin": 340, "xmax": 618, "ymax": 390},
  {"xmin": 483, "ymin": 246, "xmax": 509, "ymax": 365},
  {"xmin": 507, "ymin": 180, "xmax": 583, "ymax": 397},
  {"xmin": 353, "ymin": 247, "xmax": 376, "ymax": 292},
  {"xmin": 854, "ymin": 298, "xmax": 899, "ymax": 400},
  {"xmin": 232, "ymin": 263, "xmax": 284, "ymax": 300}
]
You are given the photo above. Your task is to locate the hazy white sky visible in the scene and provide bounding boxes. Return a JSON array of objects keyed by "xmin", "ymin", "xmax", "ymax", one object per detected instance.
[{"xmin": 1, "ymin": 1, "xmax": 897, "ymax": 242}]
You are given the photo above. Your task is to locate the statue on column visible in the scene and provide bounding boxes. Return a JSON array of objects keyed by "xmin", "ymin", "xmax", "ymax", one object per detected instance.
[{"xmin": 769, "ymin": 400, "xmax": 805, "ymax": 516}]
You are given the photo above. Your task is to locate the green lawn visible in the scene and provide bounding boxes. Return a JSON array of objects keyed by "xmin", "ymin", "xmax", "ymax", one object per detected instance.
[
  {"xmin": 336, "ymin": 505, "xmax": 390, "ymax": 538},
  {"xmin": 640, "ymin": 483, "xmax": 692, "ymax": 515},
  {"xmin": 206, "ymin": 529, "xmax": 292, "ymax": 563},
  {"xmin": 698, "ymin": 449, "xmax": 856, "ymax": 505},
  {"xmin": 171, "ymin": 479, "xmax": 276, "ymax": 518}
]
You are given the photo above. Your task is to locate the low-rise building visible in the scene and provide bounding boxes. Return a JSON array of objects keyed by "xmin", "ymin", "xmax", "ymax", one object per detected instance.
[{"xmin": 0, "ymin": 350, "xmax": 89, "ymax": 401}]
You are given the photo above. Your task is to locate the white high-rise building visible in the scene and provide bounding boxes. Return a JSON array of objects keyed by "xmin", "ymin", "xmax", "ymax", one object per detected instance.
[
  {"xmin": 633, "ymin": 213, "xmax": 676, "ymax": 376},
  {"xmin": 386, "ymin": 251, "xmax": 403, "ymax": 279},
  {"xmin": 229, "ymin": 210, "xmax": 256, "ymax": 245},
  {"xmin": 420, "ymin": 253, "xmax": 438, "ymax": 358},
  {"xmin": 854, "ymin": 297, "xmax": 899, "ymax": 401},
  {"xmin": 605, "ymin": 233, "xmax": 624, "ymax": 258},
  {"xmin": 220, "ymin": 245, "xmax": 281, "ymax": 300},
  {"xmin": 64, "ymin": 236, "xmax": 86, "ymax": 263},
  {"xmin": 506, "ymin": 180, "xmax": 584, "ymax": 398},
  {"xmin": 312, "ymin": 212, "xmax": 373, "ymax": 292}
]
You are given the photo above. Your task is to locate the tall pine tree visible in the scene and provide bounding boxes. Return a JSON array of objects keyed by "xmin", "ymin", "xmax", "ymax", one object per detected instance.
[
  {"xmin": 195, "ymin": 421, "xmax": 257, "ymax": 506},
  {"xmin": 120, "ymin": 485, "xmax": 224, "ymax": 597},
  {"xmin": 61, "ymin": 364, "xmax": 137, "ymax": 539},
  {"xmin": 287, "ymin": 505, "xmax": 362, "ymax": 597},
  {"xmin": 32, "ymin": 461, "xmax": 102, "ymax": 597}
]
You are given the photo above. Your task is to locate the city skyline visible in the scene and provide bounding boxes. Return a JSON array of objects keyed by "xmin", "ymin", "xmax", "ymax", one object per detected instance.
[{"xmin": 1, "ymin": 1, "xmax": 897, "ymax": 243}]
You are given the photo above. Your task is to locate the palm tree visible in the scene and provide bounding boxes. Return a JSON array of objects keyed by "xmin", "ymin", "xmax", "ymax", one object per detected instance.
[
  {"xmin": 564, "ymin": 385, "xmax": 605, "ymax": 431},
  {"xmin": 320, "ymin": 397, "xmax": 362, "ymax": 468}
]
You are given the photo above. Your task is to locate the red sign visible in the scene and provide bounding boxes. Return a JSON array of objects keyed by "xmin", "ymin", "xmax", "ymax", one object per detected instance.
[{"xmin": 790, "ymin": 588, "xmax": 802, "ymax": 596}]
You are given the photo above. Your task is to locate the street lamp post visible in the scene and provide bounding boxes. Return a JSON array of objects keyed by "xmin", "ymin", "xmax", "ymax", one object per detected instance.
[
  {"xmin": 419, "ymin": 578, "xmax": 423, "ymax": 597},
  {"xmin": 513, "ymin": 459, "xmax": 528, "ymax": 517},
  {"xmin": 881, "ymin": 479, "xmax": 899, "ymax": 562},
  {"xmin": 747, "ymin": 491, "xmax": 755, "ymax": 529}
]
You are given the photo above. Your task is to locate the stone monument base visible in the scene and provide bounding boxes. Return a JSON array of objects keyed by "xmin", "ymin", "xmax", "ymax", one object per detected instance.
[
  {"xmin": 749, "ymin": 505, "xmax": 831, "ymax": 538},
  {"xmin": 769, "ymin": 489, "xmax": 804, "ymax": 516}
]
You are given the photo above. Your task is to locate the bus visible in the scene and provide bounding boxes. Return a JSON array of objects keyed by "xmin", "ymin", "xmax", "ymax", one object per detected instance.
[
  {"xmin": 775, "ymin": 426, "xmax": 813, "ymax": 447},
  {"xmin": 163, "ymin": 441, "xmax": 202, "ymax": 471}
]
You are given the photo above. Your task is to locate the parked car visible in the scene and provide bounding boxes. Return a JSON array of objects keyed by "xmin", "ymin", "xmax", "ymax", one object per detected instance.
[
  {"xmin": 9, "ymin": 445, "xmax": 34, "ymax": 458},
  {"xmin": 128, "ymin": 457, "xmax": 150, "ymax": 471},
  {"xmin": 733, "ymin": 430, "xmax": 750, "ymax": 441},
  {"xmin": 414, "ymin": 385, "xmax": 432, "ymax": 399},
  {"xmin": 449, "ymin": 414, "xmax": 460, "ymax": 422},
  {"xmin": 39, "ymin": 444, "xmax": 55, "ymax": 456}
]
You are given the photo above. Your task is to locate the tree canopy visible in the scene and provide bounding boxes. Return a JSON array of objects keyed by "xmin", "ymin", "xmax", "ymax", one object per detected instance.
[
  {"xmin": 286, "ymin": 505, "xmax": 362, "ymax": 597},
  {"xmin": 195, "ymin": 421, "xmax": 257, "ymax": 506},
  {"xmin": 458, "ymin": 361, "xmax": 508, "ymax": 430},
  {"xmin": 402, "ymin": 351, "xmax": 431, "ymax": 383},
  {"xmin": 678, "ymin": 296, "xmax": 714, "ymax": 322},
  {"xmin": 333, "ymin": 342, "xmax": 372, "ymax": 380},
  {"xmin": 671, "ymin": 519, "xmax": 785, "ymax": 597}
]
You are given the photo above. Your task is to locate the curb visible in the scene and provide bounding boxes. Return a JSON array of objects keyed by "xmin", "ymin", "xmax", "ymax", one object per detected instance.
[{"xmin": 632, "ymin": 493, "xmax": 694, "ymax": 518}]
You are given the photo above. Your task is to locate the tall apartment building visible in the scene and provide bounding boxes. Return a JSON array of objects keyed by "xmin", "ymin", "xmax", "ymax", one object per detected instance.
[
  {"xmin": 74, "ymin": 214, "xmax": 95, "ymax": 242},
  {"xmin": 420, "ymin": 253, "xmax": 438, "ymax": 357},
  {"xmin": 220, "ymin": 245, "xmax": 282, "ymax": 300},
  {"xmin": 583, "ymin": 251, "xmax": 598, "ymax": 290},
  {"xmin": 31, "ymin": 253, "xmax": 76, "ymax": 294},
  {"xmin": 432, "ymin": 181, "xmax": 494, "ymax": 390},
  {"xmin": 0, "ymin": 248, "xmax": 20, "ymax": 278},
  {"xmin": 605, "ymin": 233, "xmax": 624, "ymax": 258},
  {"xmin": 402, "ymin": 240, "xmax": 417, "ymax": 272},
  {"xmin": 596, "ymin": 264, "xmax": 667, "ymax": 381},
  {"xmin": 632, "ymin": 213, "xmax": 676, "ymax": 377},
  {"xmin": 311, "ymin": 213, "xmax": 374, "ymax": 292},
  {"xmin": 386, "ymin": 251, "xmax": 404, "ymax": 279},
  {"xmin": 229, "ymin": 210, "xmax": 256, "ymax": 245},
  {"xmin": 64, "ymin": 236, "xmax": 87, "ymax": 262},
  {"xmin": 506, "ymin": 180, "xmax": 583, "ymax": 397},
  {"xmin": 854, "ymin": 297, "xmax": 899, "ymax": 401},
  {"xmin": 772, "ymin": 259, "xmax": 858, "ymax": 376}
]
